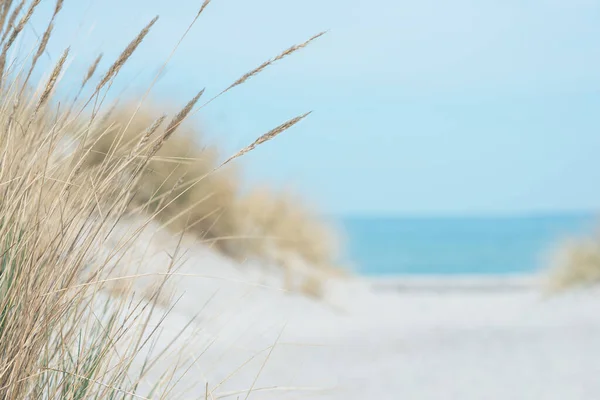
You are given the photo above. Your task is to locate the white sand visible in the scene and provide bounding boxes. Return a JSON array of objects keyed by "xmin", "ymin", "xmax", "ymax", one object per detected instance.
[{"xmin": 98, "ymin": 220, "xmax": 600, "ymax": 399}]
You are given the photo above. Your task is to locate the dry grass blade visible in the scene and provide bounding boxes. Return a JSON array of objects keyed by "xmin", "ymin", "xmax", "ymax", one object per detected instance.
[
  {"xmin": 0, "ymin": 0, "xmax": 14, "ymax": 39},
  {"xmin": 0, "ymin": 0, "xmax": 23, "ymax": 44},
  {"xmin": 33, "ymin": 0, "xmax": 62, "ymax": 63},
  {"xmin": 82, "ymin": 53, "xmax": 103, "ymax": 89},
  {"xmin": 95, "ymin": 16, "xmax": 159, "ymax": 93},
  {"xmin": 53, "ymin": 0, "xmax": 63, "ymax": 15},
  {"xmin": 215, "ymin": 386, "xmax": 332, "ymax": 399},
  {"xmin": 196, "ymin": 0, "xmax": 211, "ymax": 17},
  {"xmin": 147, "ymin": 89, "xmax": 204, "ymax": 157},
  {"xmin": 41, "ymin": 368, "xmax": 152, "ymax": 400},
  {"xmin": 243, "ymin": 324, "xmax": 286, "ymax": 400},
  {"xmin": 35, "ymin": 46, "xmax": 69, "ymax": 111},
  {"xmin": 4, "ymin": 0, "xmax": 40, "ymax": 50},
  {"xmin": 164, "ymin": 89, "xmax": 204, "ymax": 141},
  {"xmin": 10, "ymin": 0, "xmax": 64, "ymax": 129},
  {"xmin": 170, "ymin": 31, "xmax": 325, "ymax": 126},
  {"xmin": 130, "ymin": 114, "xmax": 167, "ymax": 156},
  {"xmin": 221, "ymin": 111, "xmax": 311, "ymax": 167},
  {"xmin": 115, "ymin": 0, "xmax": 210, "ymax": 146},
  {"xmin": 222, "ymin": 31, "xmax": 326, "ymax": 94},
  {"xmin": 0, "ymin": 0, "xmax": 31, "ymax": 75},
  {"xmin": 27, "ymin": 0, "xmax": 62, "ymax": 69},
  {"xmin": 34, "ymin": 21, "xmax": 52, "ymax": 61}
]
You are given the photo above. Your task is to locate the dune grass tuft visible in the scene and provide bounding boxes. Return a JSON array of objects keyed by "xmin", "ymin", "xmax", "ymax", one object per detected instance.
[
  {"xmin": 82, "ymin": 105, "xmax": 345, "ymax": 297},
  {"xmin": 0, "ymin": 0, "xmax": 339, "ymax": 397},
  {"xmin": 546, "ymin": 234, "xmax": 600, "ymax": 292},
  {"xmin": 0, "ymin": 4, "xmax": 193, "ymax": 394}
]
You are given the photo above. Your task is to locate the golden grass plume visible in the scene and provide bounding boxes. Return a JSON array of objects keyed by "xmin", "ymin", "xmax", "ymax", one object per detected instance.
[{"xmin": 546, "ymin": 233, "xmax": 600, "ymax": 292}]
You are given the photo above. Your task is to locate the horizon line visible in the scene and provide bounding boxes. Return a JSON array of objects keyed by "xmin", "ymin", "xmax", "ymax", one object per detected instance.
[{"xmin": 328, "ymin": 209, "xmax": 600, "ymax": 219}]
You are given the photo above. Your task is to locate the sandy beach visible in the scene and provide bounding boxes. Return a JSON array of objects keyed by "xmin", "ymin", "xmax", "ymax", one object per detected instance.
[
  {"xmin": 0, "ymin": 2, "xmax": 597, "ymax": 398},
  {"xmin": 98, "ymin": 221, "xmax": 600, "ymax": 400}
]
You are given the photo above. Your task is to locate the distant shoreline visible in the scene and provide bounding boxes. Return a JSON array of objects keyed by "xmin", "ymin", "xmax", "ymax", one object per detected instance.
[
  {"xmin": 337, "ymin": 211, "xmax": 599, "ymax": 221},
  {"xmin": 366, "ymin": 274, "xmax": 539, "ymax": 293}
]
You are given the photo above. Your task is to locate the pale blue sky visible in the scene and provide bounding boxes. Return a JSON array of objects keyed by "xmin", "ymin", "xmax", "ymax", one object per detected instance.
[{"xmin": 24, "ymin": 0, "xmax": 600, "ymax": 215}]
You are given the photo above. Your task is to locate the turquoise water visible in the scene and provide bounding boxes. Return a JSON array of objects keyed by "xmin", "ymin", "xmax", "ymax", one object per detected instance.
[{"xmin": 341, "ymin": 213, "xmax": 598, "ymax": 276}]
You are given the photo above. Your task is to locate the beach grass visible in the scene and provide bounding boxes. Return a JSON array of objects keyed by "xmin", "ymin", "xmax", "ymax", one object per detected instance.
[
  {"xmin": 546, "ymin": 234, "xmax": 600, "ymax": 291},
  {"xmin": 0, "ymin": 0, "xmax": 338, "ymax": 397},
  {"xmin": 82, "ymin": 102, "xmax": 344, "ymax": 297}
]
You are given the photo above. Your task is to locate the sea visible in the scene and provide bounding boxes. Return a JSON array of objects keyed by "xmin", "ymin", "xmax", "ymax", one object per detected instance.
[{"xmin": 340, "ymin": 213, "xmax": 598, "ymax": 276}]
